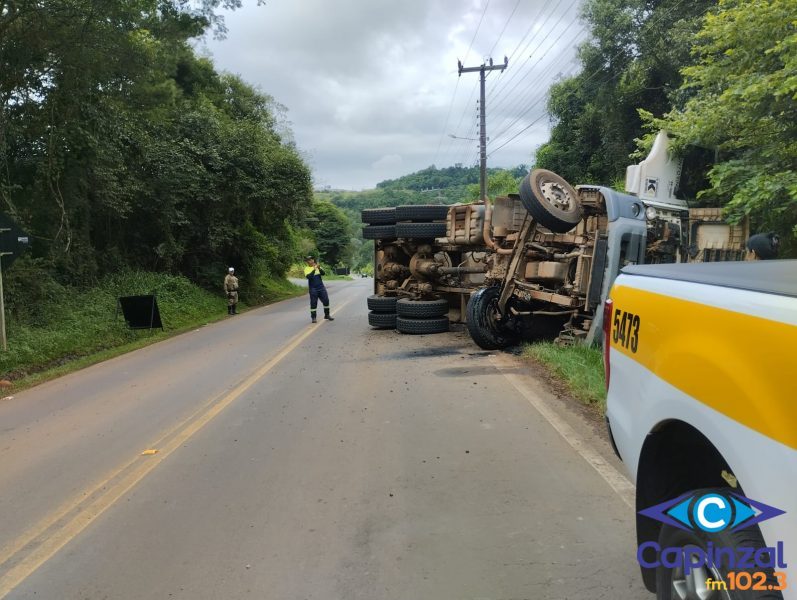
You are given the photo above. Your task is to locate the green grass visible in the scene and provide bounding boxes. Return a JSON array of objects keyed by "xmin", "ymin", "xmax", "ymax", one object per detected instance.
[
  {"xmin": 524, "ymin": 342, "xmax": 607, "ymax": 409},
  {"xmin": 0, "ymin": 271, "xmax": 304, "ymax": 391}
]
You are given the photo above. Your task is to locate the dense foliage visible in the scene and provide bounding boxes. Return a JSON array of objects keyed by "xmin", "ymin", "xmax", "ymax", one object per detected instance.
[
  {"xmin": 535, "ymin": 0, "xmax": 715, "ymax": 187},
  {"xmin": 643, "ymin": 0, "xmax": 797, "ymax": 249},
  {"xmin": 535, "ymin": 0, "xmax": 796, "ymax": 252},
  {"xmin": 0, "ymin": 0, "xmax": 312, "ymax": 314}
]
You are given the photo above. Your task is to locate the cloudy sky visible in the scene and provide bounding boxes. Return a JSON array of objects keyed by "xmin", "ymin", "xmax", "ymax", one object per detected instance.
[{"xmin": 203, "ymin": 0, "xmax": 588, "ymax": 190}]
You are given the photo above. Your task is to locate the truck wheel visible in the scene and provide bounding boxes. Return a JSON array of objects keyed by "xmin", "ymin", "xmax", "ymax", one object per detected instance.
[
  {"xmin": 519, "ymin": 169, "xmax": 582, "ymax": 233},
  {"xmin": 396, "ymin": 298, "xmax": 448, "ymax": 318},
  {"xmin": 362, "ymin": 225, "xmax": 397, "ymax": 240},
  {"xmin": 395, "ymin": 205, "xmax": 450, "ymax": 222},
  {"xmin": 466, "ymin": 287, "xmax": 519, "ymax": 350},
  {"xmin": 395, "ymin": 222, "xmax": 447, "ymax": 239},
  {"xmin": 361, "ymin": 207, "xmax": 397, "ymax": 225},
  {"xmin": 368, "ymin": 311, "xmax": 397, "ymax": 329},
  {"xmin": 655, "ymin": 498, "xmax": 784, "ymax": 600},
  {"xmin": 396, "ymin": 316, "xmax": 449, "ymax": 334},
  {"xmin": 367, "ymin": 295, "xmax": 398, "ymax": 312}
]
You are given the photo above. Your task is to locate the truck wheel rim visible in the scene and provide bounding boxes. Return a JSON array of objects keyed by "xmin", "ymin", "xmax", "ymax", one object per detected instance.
[{"xmin": 539, "ymin": 180, "xmax": 575, "ymax": 212}]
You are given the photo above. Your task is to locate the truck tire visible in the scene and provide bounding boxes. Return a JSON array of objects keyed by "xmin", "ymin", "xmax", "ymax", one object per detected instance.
[
  {"xmin": 395, "ymin": 205, "xmax": 450, "ymax": 222},
  {"xmin": 362, "ymin": 225, "xmax": 396, "ymax": 240},
  {"xmin": 396, "ymin": 316, "xmax": 449, "ymax": 334},
  {"xmin": 367, "ymin": 294, "xmax": 398, "ymax": 312},
  {"xmin": 395, "ymin": 222, "xmax": 447, "ymax": 239},
  {"xmin": 361, "ymin": 207, "xmax": 397, "ymax": 225},
  {"xmin": 655, "ymin": 506, "xmax": 784, "ymax": 600},
  {"xmin": 368, "ymin": 311, "xmax": 397, "ymax": 329},
  {"xmin": 466, "ymin": 286, "xmax": 519, "ymax": 350},
  {"xmin": 396, "ymin": 298, "xmax": 448, "ymax": 318},
  {"xmin": 519, "ymin": 169, "xmax": 582, "ymax": 233}
]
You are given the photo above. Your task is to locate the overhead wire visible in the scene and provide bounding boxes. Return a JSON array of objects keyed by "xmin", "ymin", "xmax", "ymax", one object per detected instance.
[
  {"xmin": 433, "ymin": 0, "xmax": 492, "ymax": 166},
  {"xmin": 485, "ymin": 0, "xmax": 572, "ymax": 105},
  {"xmin": 488, "ymin": 0, "xmax": 696, "ymax": 160},
  {"xmin": 488, "ymin": 0, "xmax": 522, "ymax": 58},
  {"xmin": 488, "ymin": 26, "xmax": 589, "ymax": 145},
  {"xmin": 487, "ymin": 0, "xmax": 582, "ymax": 116}
]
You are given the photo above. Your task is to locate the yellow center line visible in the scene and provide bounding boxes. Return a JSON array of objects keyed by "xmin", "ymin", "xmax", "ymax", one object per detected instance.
[{"xmin": 0, "ymin": 297, "xmax": 354, "ymax": 598}]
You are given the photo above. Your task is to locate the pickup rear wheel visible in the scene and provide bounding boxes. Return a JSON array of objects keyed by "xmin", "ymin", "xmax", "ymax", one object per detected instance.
[
  {"xmin": 655, "ymin": 503, "xmax": 784, "ymax": 600},
  {"xmin": 465, "ymin": 287, "xmax": 519, "ymax": 350},
  {"xmin": 519, "ymin": 169, "xmax": 582, "ymax": 233}
]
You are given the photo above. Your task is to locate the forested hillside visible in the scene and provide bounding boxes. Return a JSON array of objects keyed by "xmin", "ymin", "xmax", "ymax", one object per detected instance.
[
  {"xmin": 322, "ymin": 164, "xmax": 527, "ymax": 216},
  {"xmin": 0, "ymin": 1, "xmax": 312, "ymax": 314}
]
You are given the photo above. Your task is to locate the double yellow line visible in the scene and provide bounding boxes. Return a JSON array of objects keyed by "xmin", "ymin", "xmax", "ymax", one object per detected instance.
[{"xmin": 0, "ymin": 298, "xmax": 352, "ymax": 597}]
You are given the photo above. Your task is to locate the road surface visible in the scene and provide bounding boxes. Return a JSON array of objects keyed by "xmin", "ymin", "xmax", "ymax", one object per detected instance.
[{"xmin": 0, "ymin": 278, "xmax": 647, "ymax": 599}]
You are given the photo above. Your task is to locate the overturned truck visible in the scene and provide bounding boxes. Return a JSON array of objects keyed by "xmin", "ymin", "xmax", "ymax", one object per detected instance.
[{"xmin": 362, "ymin": 132, "xmax": 749, "ymax": 348}]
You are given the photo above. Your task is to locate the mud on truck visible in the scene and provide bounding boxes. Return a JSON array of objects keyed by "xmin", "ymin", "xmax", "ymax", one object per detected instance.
[{"xmin": 362, "ymin": 131, "xmax": 749, "ymax": 348}]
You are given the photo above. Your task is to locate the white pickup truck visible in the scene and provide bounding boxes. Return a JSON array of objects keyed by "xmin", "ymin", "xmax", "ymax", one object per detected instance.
[{"xmin": 604, "ymin": 260, "xmax": 796, "ymax": 600}]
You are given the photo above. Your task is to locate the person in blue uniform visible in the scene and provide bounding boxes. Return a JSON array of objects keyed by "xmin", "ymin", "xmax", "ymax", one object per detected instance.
[{"xmin": 303, "ymin": 256, "xmax": 334, "ymax": 323}]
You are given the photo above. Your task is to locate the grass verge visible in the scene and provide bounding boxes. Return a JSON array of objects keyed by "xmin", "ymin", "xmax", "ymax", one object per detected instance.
[
  {"xmin": 523, "ymin": 342, "xmax": 606, "ymax": 409},
  {"xmin": 1, "ymin": 272, "xmax": 304, "ymax": 394}
]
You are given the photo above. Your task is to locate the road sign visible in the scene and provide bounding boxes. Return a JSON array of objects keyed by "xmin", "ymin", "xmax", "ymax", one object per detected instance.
[{"xmin": 0, "ymin": 213, "xmax": 30, "ymax": 268}]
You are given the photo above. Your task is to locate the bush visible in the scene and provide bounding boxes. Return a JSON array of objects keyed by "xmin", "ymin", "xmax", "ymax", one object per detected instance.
[{"xmin": 0, "ymin": 271, "xmax": 223, "ymax": 379}]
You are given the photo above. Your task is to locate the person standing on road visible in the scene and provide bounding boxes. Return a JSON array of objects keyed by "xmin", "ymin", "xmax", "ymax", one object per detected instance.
[
  {"xmin": 303, "ymin": 256, "xmax": 334, "ymax": 323},
  {"xmin": 224, "ymin": 267, "xmax": 239, "ymax": 315}
]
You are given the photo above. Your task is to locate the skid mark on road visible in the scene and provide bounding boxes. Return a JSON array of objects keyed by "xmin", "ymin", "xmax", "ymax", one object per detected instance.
[{"xmin": 0, "ymin": 298, "xmax": 354, "ymax": 599}]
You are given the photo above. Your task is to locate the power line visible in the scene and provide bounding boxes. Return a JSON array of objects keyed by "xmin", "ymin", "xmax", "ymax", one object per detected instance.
[
  {"xmin": 488, "ymin": 0, "xmax": 696, "ymax": 160},
  {"xmin": 488, "ymin": 0, "xmax": 582, "ymax": 115},
  {"xmin": 486, "ymin": 0, "xmax": 573, "ymax": 105},
  {"xmin": 488, "ymin": 27, "xmax": 589, "ymax": 143},
  {"xmin": 433, "ymin": 0, "xmax": 493, "ymax": 166},
  {"xmin": 488, "ymin": 0, "xmax": 522, "ymax": 57},
  {"xmin": 444, "ymin": 0, "xmax": 580, "ymax": 167}
]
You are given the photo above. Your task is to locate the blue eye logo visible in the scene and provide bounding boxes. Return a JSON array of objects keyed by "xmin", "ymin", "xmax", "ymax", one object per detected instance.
[{"xmin": 640, "ymin": 492, "xmax": 785, "ymax": 533}]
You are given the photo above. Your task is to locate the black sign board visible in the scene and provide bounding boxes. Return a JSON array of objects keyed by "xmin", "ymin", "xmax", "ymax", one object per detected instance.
[
  {"xmin": 117, "ymin": 295, "xmax": 163, "ymax": 330},
  {"xmin": 0, "ymin": 214, "xmax": 30, "ymax": 268}
]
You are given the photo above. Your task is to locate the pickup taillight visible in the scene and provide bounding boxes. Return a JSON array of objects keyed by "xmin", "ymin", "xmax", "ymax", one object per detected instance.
[{"xmin": 603, "ymin": 299, "xmax": 613, "ymax": 390}]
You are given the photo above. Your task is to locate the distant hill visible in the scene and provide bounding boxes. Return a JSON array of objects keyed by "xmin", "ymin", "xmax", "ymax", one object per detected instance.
[
  {"xmin": 377, "ymin": 164, "xmax": 527, "ymax": 192},
  {"xmin": 317, "ymin": 164, "xmax": 528, "ymax": 218}
]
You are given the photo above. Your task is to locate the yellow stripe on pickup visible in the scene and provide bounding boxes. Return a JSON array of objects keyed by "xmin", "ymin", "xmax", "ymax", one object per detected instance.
[{"xmin": 609, "ymin": 285, "xmax": 797, "ymax": 450}]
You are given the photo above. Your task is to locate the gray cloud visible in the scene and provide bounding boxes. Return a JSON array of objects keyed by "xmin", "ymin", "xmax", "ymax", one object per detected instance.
[{"xmin": 204, "ymin": 0, "xmax": 586, "ymax": 189}]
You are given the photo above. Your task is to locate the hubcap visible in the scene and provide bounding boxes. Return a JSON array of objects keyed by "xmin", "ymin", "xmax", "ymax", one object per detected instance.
[
  {"xmin": 539, "ymin": 181, "xmax": 574, "ymax": 211},
  {"xmin": 670, "ymin": 547, "xmax": 729, "ymax": 600}
]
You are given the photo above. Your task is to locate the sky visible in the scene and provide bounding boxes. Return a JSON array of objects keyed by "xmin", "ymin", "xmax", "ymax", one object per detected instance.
[{"xmin": 202, "ymin": 0, "xmax": 588, "ymax": 190}]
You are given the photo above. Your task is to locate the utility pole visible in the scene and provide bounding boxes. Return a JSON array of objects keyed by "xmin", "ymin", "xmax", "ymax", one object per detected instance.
[{"xmin": 458, "ymin": 56, "xmax": 508, "ymax": 200}]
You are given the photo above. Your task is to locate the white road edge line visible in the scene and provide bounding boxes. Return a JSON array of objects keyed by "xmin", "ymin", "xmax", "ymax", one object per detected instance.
[{"xmin": 490, "ymin": 353, "xmax": 636, "ymax": 509}]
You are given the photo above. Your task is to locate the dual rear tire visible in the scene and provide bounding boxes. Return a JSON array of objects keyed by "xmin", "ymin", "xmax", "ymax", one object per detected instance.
[
  {"xmin": 367, "ymin": 295, "xmax": 450, "ymax": 334},
  {"xmin": 396, "ymin": 297, "xmax": 449, "ymax": 334}
]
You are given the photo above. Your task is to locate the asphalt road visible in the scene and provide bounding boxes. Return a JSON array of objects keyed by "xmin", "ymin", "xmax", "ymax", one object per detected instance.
[{"xmin": 0, "ymin": 278, "xmax": 647, "ymax": 599}]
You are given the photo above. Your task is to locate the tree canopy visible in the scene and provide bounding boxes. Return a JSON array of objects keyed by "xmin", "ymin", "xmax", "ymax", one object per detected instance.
[
  {"xmin": 643, "ymin": 0, "xmax": 797, "ymax": 249},
  {"xmin": 534, "ymin": 0, "xmax": 796, "ymax": 253},
  {"xmin": 0, "ymin": 0, "xmax": 311, "ymax": 301},
  {"xmin": 535, "ymin": 0, "xmax": 715, "ymax": 186}
]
